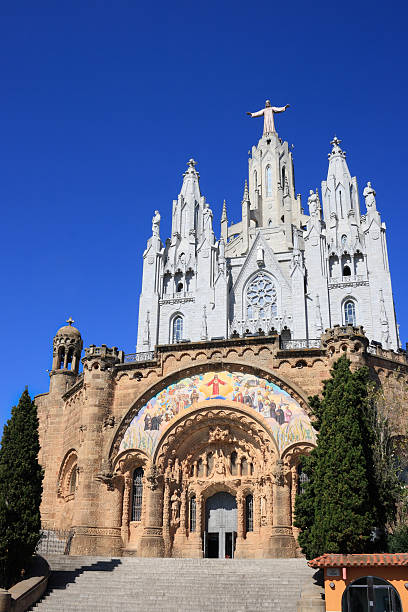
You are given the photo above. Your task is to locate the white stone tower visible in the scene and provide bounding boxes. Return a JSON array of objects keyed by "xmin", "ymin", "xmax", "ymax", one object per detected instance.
[{"xmin": 136, "ymin": 106, "xmax": 400, "ymax": 352}]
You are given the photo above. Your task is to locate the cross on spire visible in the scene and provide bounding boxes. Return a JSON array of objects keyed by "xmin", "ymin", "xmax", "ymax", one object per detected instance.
[{"xmin": 66, "ymin": 317, "xmax": 75, "ymax": 326}]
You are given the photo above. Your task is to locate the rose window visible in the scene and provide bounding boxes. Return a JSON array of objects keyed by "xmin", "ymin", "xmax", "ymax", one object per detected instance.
[{"xmin": 246, "ymin": 273, "xmax": 277, "ymax": 319}]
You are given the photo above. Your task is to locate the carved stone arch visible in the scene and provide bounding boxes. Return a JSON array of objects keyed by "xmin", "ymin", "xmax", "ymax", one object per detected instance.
[
  {"xmin": 281, "ymin": 442, "xmax": 315, "ymax": 469},
  {"xmin": 108, "ymin": 360, "xmax": 311, "ymax": 460},
  {"xmin": 112, "ymin": 448, "xmax": 150, "ymax": 476},
  {"xmin": 153, "ymin": 399, "xmax": 279, "ymax": 470},
  {"xmin": 57, "ymin": 448, "xmax": 78, "ymax": 501}
]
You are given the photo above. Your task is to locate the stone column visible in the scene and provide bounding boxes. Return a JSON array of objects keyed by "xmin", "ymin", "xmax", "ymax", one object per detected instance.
[
  {"xmin": 138, "ymin": 465, "xmax": 165, "ymax": 557},
  {"xmin": 268, "ymin": 460, "xmax": 296, "ymax": 557},
  {"xmin": 291, "ymin": 466, "xmax": 300, "ymax": 544},
  {"xmin": 163, "ymin": 481, "xmax": 171, "ymax": 556},
  {"xmin": 120, "ymin": 474, "xmax": 131, "ymax": 548},
  {"xmin": 234, "ymin": 490, "xmax": 245, "ymax": 558}
]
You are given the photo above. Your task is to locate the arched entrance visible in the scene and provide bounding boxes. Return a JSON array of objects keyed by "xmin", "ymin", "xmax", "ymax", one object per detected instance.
[{"xmin": 205, "ymin": 492, "xmax": 237, "ymax": 558}]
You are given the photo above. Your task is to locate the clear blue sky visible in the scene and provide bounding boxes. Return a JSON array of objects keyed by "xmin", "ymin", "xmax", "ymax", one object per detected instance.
[{"xmin": 1, "ymin": 0, "xmax": 407, "ymax": 431}]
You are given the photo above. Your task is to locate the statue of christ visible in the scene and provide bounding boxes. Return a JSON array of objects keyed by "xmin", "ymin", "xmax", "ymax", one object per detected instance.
[{"xmin": 247, "ymin": 100, "xmax": 290, "ymax": 134}]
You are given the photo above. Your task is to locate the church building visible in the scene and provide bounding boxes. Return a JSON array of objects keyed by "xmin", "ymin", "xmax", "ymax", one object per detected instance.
[{"xmin": 36, "ymin": 103, "xmax": 407, "ymax": 559}]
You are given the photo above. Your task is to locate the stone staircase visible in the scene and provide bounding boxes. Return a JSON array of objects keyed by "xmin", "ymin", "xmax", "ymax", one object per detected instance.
[{"xmin": 31, "ymin": 555, "xmax": 319, "ymax": 611}]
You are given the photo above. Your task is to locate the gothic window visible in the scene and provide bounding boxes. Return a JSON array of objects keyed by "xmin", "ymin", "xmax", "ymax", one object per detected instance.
[
  {"xmin": 246, "ymin": 273, "xmax": 277, "ymax": 320},
  {"xmin": 344, "ymin": 300, "xmax": 356, "ymax": 326},
  {"xmin": 176, "ymin": 282, "xmax": 183, "ymax": 293},
  {"xmin": 189, "ymin": 496, "xmax": 196, "ymax": 532},
  {"xmin": 163, "ymin": 273, "xmax": 171, "ymax": 295},
  {"xmin": 341, "ymin": 234, "xmax": 347, "ymax": 249},
  {"xmin": 343, "ymin": 265, "xmax": 351, "ymax": 277},
  {"xmin": 245, "ymin": 494, "xmax": 254, "ymax": 532},
  {"xmin": 194, "ymin": 205, "xmax": 199, "ymax": 231},
  {"xmin": 241, "ymin": 457, "xmax": 249, "ymax": 476},
  {"xmin": 131, "ymin": 467, "xmax": 144, "ymax": 522},
  {"xmin": 172, "ymin": 316, "xmax": 183, "ymax": 342},
  {"xmin": 266, "ymin": 165, "xmax": 272, "ymax": 196},
  {"xmin": 281, "ymin": 166, "xmax": 286, "ymax": 188},
  {"xmin": 342, "ymin": 577, "xmax": 402, "ymax": 612}
]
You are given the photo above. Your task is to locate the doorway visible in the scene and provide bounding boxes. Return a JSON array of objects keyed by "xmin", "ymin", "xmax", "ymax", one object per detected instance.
[{"xmin": 204, "ymin": 492, "xmax": 237, "ymax": 558}]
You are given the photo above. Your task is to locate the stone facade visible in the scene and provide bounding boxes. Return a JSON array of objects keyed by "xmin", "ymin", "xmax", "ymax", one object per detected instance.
[
  {"xmin": 36, "ymin": 324, "xmax": 408, "ymax": 558},
  {"xmin": 35, "ymin": 116, "xmax": 406, "ymax": 559}
]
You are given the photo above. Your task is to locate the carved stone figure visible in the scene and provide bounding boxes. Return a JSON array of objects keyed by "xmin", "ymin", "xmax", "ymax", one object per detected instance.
[
  {"xmin": 363, "ymin": 181, "xmax": 376, "ymax": 209},
  {"xmin": 152, "ymin": 210, "xmax": 161, "ymax": 237},
  {"xmin": 247, "ymin": 100, "xmax": 290, "ymax": 134},
  {"xmin": 171, "ymin": 489, "xmax": 181, "ymax": 525},
  {"xmin": 203, "ymin": 203, "xmax": 213, "ymax": 233},
  {"xmin": 308, "ymin": 189, "xmax": 319, "ymax": 216}
]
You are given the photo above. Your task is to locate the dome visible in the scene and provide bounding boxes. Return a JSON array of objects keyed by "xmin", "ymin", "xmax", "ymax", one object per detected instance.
[{"xmin": 55, "ymin": 318, "xmax": 81, "ymax": 339}]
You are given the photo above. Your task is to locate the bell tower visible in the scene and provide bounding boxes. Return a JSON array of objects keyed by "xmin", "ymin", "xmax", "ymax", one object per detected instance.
[{"xmin": 50, "ymin": 318, "xmax": 83, "ymax": 393}]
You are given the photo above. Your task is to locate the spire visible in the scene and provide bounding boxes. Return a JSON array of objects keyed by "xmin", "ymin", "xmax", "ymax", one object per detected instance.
[
  {"xmin": 221, "ymin": 199, "xmax": 227, "ymax": 222},
  {"xmin": 242, "ymin": 179, "xmax": 249, "ymax": 203},
  {"xmin": 180, "ymin": 158, "xmax": 201, "ymax": 201},
  {"xmin": 221, "ymin": 200, "xmax": 228, "ymax": 243},
  {"xmin": 321, "ymin": 136, "xmax": 360, "ymax": 222}
]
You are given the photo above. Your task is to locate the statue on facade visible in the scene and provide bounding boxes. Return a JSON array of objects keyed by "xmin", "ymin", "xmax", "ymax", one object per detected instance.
[
  {"xmin": 152, "ymin": 210, "xmax": 161, "ymax": 237},
  {"xmin": 363, "ymin": 182, "xmax": 376, "ymax": 210},
  {"xmin": 171, "ymin": 489, "xmax": 181, "ymax": 525},
  {"xmin": 247, "ymin": 100, "xmax": 290, "ymax": 135},
  {"xmin": 203, "ymin": 202, "xmax": 213, "ymax": 234},
  {"xmin": 307, "ymin": 189, "xmax": 319, "ymax": 216}
]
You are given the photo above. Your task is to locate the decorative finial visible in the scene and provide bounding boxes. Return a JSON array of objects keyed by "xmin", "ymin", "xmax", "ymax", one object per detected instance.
[
  {"xmin": 221, "ymin": 199, "xmax": 227, "ymax": 221},
  {"xmin": 330, "ymin": 135, "xmax": 341, "ymax": 147},
  {"xmin": 188, "ymin": 158, "xmax": 197, "ymax": 168},
  {"xmin": 243, "ymin": 179, "xmax": 249, "ymax": 201},
  {"xmin": 66, "ymin": 317, "xmax": 74, "ymax": 326}
]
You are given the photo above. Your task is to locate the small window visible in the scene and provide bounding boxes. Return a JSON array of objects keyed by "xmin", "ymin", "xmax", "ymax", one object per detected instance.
[
  {"xmin": 131, "ymin": 467, "xmax": 144, "ymax": 522},
  {"xmin": 177, "ymin": 282, "xmax": 183, "ymax": 293},
  {"xmin": 341, "ymin": 234, "xmax": 347, "ymax": 248},
  {"xmin": 245, "ymin": 494, "xmax": 254, "ymax": 532},
  {"xmin": 343, "ymin": 265, "xmax": 351, "ymax": 277},
  {"xmin": 172, "ymin": 316, "xmax": 183, "ymax": 342},
  {"xmin": 282, "ymin": 166, "xmax": 286, "ymax": 188},
  {"xmin": 189, "ymin": 496, "xmax": 196, "ymax": 532},
  {"xmin": 344, "ymin": 300, "xmax": 356, "ymax": 326}
]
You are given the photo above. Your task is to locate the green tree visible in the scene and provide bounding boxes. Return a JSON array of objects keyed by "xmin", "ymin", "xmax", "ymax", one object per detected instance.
[
  {"xmin": 0, "ymin": 389, "xmax": 43, "ymax": 588},
  {"xmin": 294, "ymin": 356, "xmax": 386, "ymax": 559}
]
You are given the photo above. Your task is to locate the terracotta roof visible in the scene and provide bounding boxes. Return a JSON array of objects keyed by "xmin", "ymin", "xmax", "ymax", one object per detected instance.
[{"xmin": 308, "ymin": 553, "xmax": 408, "ymax": 568}]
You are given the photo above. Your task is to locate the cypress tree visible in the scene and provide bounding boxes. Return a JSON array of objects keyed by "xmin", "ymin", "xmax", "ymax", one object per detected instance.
[
  {"xmin": 294, "ymin": 356, "xmax": 379, "ymax": 559},
  {"xmin": 0, "ymin": 389, "xmax": 43, "ymax": 588}
]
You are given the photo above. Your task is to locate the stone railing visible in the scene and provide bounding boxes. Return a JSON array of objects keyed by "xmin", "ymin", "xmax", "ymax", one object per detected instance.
[
  {"xmin": 124, "ymin": 350, "xmax": 156, "ymax": 364},
  {"xmin": 229, "ymin": 316, "xmax": 287, "ymax": 338},
  {"xmin": 328, "ymin": 274, "xmax": 368, "ymax": 288},
  {"xmin": 280, "ymin": 338, "xmax": 321, "ymax": 350}
]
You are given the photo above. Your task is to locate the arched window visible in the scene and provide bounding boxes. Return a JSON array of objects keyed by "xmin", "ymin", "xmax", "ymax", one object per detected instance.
[
  {"xmin": 343, "ymin": 265, "xmax": 351, "ymax": 277},
  {"xmin": 245, "ymin": 494, "xmax": 254, "ymax": 532},
  {"xmin": 342, "ymin": 576, "xmax": 402, "ymax": 612},
  {"xmin": 176, "ymin": 282, "xmax": 183, "ymax": 293},
  {"xmin": 266, "ymin": 165, "xmax": 272, "ymax": 196},
  {"xmin": 344, "ymin": 300, "xmax": 356, "ymax": 326},
  {"xmin": 281, "ymin": 166, "xmax": 286, "ymax": 188},
  {"xmin": 58, "ymin": 346, "xmax": 65, "ymax": 370},
  {"xmin": 131, "ymin": 467, "xmax": 144, "ymax": 522},
  {"xmin": 189, "ymin": 496, "xmax": 196, "ymax": 532},
  {"xmin": 69, "ymin": 466, "xmax": 77, "ymax": 494},
  {"xmin": 246, "ymin": 272, "xmax": 277, "ymax": 320},
  {"xmin": 230, "ymin": 451, "xmax": 238, "ymax": 476},
  {"xmin": 172, "ymin": 316, "xmax": 183, "ymax": 342},
  {"xmin": 341, "ymin": 234, "xmax": 347, "ymax": 249}
]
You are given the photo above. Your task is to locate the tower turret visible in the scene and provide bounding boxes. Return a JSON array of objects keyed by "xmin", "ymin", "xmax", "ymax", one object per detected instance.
[{"xmin": 50, "ymin": 318, "xmax": 83, "ymax": 393}]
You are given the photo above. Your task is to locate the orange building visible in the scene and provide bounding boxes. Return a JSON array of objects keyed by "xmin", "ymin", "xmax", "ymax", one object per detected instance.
[{"xmin": 309, "ymin": 553, "xmax": 408, "ymax": 612}]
